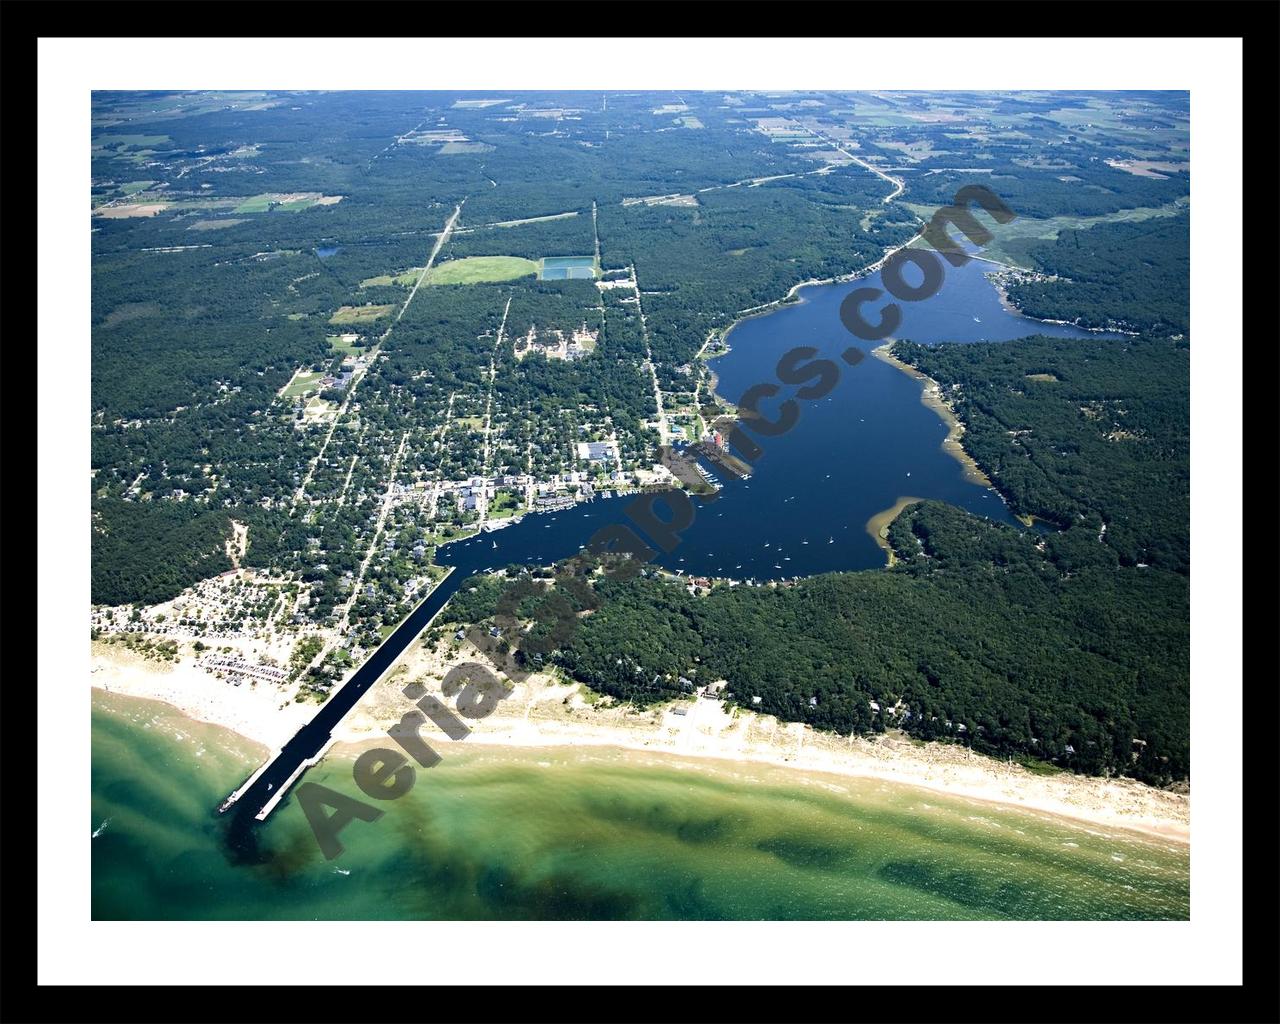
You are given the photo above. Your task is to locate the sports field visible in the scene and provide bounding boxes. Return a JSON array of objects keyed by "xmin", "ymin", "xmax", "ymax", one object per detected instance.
[{"xmin": 539, "ymin": 255, "xmax": 598, "ymax": 280}]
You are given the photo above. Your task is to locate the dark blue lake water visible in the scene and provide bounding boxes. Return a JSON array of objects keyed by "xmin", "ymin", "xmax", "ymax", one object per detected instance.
[{"xmin": 438, "ymin": 255, "xmax": 1111, "ymax": 585}]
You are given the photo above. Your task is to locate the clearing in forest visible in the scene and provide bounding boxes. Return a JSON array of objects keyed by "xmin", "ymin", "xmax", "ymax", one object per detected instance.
[
  {"xmin": 425, "ymin": 256, "xmax": 539, "ymax": 285},
  {"xmin": 330, "ymin": 304, "xmax": 396, "ymax": 325}
]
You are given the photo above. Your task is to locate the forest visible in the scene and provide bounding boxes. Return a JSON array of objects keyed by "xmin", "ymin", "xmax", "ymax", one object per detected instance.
[
  {"xmin": 1004, "ymin": 213, "xmax": 1190, "ymax": 335},
  {"xmin": 90, "ymin": 86, "xmax": 1192, "ymax": 757},
  {"xmin": 450, "ymin": 501, "xmax": 1189, "ymax": 785},
  {"xmin": 891, "ymin": 334, "xmax": 1190, "ymax": 573}
]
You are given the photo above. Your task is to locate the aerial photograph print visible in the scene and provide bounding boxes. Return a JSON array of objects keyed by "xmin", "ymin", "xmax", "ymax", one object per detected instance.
[{"xmin": 88, "ymin": 85, "xmax": 1195, "ymax": 923}]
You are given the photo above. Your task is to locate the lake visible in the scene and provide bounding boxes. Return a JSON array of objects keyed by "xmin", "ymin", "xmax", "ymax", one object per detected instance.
[
  {"xmin": 436, "ymin": 252, "xmax": 1115, "ymax": 584},
  {"xmin": 93, "ymin": 255, "xmax": 1159, "ymax": 920}
]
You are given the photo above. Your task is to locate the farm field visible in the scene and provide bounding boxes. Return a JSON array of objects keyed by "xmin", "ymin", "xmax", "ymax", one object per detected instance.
[
  {"xmin": 360, "ymin": 268, "xmax": 425, "ymax": 288},
  {"xmin": 330, "ymin": 304, "xmax": 395, "ymax": 325},
  {"xmin": 233, "ymin": 193, "xmax": 342, "ymax": 214},
  {"xmin": 425, "ymin": 255, "xmax": 539, "ymax": 285}
]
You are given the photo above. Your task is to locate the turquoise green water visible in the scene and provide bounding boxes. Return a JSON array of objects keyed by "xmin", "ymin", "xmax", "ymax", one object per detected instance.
[{"xmin": 92, "ymin": 692, "xmax": 1189, "ymax": 920}]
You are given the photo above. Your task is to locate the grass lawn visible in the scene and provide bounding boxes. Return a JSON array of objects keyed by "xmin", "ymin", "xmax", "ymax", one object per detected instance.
[
  {"xmin": 488, "ymin": 490, "xmax": 523, "ymax": 518},
  {"xmin": 281, "ymin": 371, "xmax": 324, "ymax": 400},
  {"xmin": 425, "ymin": 256, "xmax": 538, "ymax": 286},
  {"xmin": 330, "ymin": 304, "xmax": 396, "ymax": 325},
  {"xmin": 327, "ymin": 334, "xmax": 366, "ymax": 356}
]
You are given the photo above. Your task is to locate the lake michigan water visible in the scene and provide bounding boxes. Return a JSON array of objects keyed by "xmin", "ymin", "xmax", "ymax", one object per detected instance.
[{"xmin": 92, "ymin": 259, "xmax": 1186, "ymax": 920}]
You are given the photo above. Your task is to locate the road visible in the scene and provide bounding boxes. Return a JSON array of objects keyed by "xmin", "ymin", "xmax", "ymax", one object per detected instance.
[
  {"xmin": 292, "ymin": 201, "xmax": 464, "ymax": 510},
  {"xmin": 478, "ymin": 296, "xmax": 513, "ymax": 524},
  {"xmin": 808, "ymin": 127, "xmax": 906, "ymax": 204},
  {"xmin": 335, "ymin": 431, "xmax": 409, "ymax": 635},
  {"xmin": 629, "ymin": 265, "xmax": 670, "ymax": 446}
]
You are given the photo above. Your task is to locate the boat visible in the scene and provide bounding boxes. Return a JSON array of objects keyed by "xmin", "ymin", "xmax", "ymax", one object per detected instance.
[
  {"xmin": 828, "ymin": 536, "xmax": 834, "ymax": 544},
  {"xmin": 973, "ymin": 316, "xmax": 982, "ymax": 323},
  {"xmin": 491, "ymin": 541, "xmax": 498, "ymax": 549}
]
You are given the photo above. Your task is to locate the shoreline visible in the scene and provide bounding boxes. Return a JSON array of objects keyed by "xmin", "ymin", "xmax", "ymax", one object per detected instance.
[
  {"xmin": 871, "ymin": 343, "xmax": 996, "ymax": 489},
  {"xmin": 91, "ymin": 641, "xmax": 1190, "ymax": 845},
  {"xmin": 864, "ymin": 494, "xmax": 925, "ymax": 566},
  {"xmin": 986, "ymin": 267, "xmax": 1141, "ymax": 337}
]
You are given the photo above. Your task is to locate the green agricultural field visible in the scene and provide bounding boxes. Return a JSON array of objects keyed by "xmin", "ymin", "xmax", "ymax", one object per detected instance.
[
  {"xmin": 360, "ymin": 268, "xmax": 425, "ymax": 288},
  {"xmin": 440, "ymin": 141, "xmax": 496, "ymax": 155},
  {"xmin": 425, "ymin": 256, "xmax": 539, "ymax": 285},
  {"xmin": 234, "ymin": 195, "xmax": 275, "ymax": 213},
  {"xmin": 330, "ymin": 304, "xmax": 396, "ymax": 325}
]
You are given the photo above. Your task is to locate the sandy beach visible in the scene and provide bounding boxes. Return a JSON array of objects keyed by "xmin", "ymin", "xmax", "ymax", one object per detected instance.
[
  {"xmin": 871, "ymin": 342, "xmax": 997, "ymax": 489},
  {"xmin": 91, "ymin": 635, "xmax": 1189, "ymax": 844}
]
